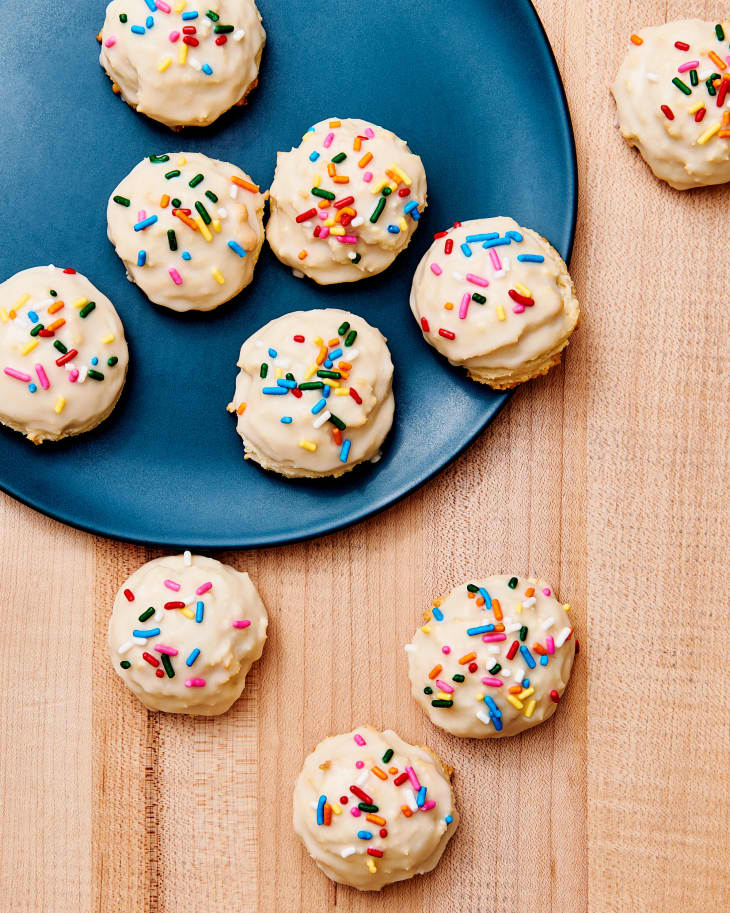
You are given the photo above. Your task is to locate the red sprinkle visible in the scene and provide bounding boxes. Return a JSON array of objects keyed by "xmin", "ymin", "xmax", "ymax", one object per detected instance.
[
  {"xmin": 339, "ymin": 796, "xmax": 348, "ymax": 805},
  {"xmin": 453, "ymin": 221, "xmax": 462, "ymax": 228},
  {"xmin": 123, "ymin": 588, "xmax": 135, "ymax": 602},
  {"xmin": 550, "ymin": 689, "xmax": 560, "ymax": 702},
  {"xmin": 349, "ymin": 387, "xmax": 362, "ymax": 405},
  {"xmin": 164, "ymin": 601, "xmax": 185, "ymax": 610},
  {"xmin": 575, "ymin": 639, "xmax": 580, "ymax": 655},
  {"xmin": 468, "ymin": 662, "xmax": 478, "ymax": 673},
  {"xmin": 367, "ymin": 848, "xmax": 383, "ymax": 858},
  {"xmin": 379, "ymin": 828, "xmax": 388, "ymax": 838},
  {"xmin": 506, "ymin": 640, "xmax": 519, "ymax": 660},
  {"xmin": 695, "ymin": 107, "xmax": 707, "ymax": 122},
  {"xmin": 438, "ymin": 328, "xmax": 456, "ymax": 340},
  {"xmin": 674, "ymin": 41, "xmax": 690, "ymax": 51},
  {"xmin": 155, "ymin": 668, "xmax": 165, "ymax": 678},
  {"xmin": 293, "ymin": 335, "xmax": 305, "ymax": 342},
  {"xmin": 333, "ymin": 195, "xmax": 355, "ymax": 210},
  {"xmin": 339, "ymin": 213, "xmax": 354, "ymax": 227},
  {"xmin": 215, "ymin": 35, "xmax": 227, "ymax": 45},
  {"xmin": 420, "ymin": 317, "xmax": 430, "ymax": 333},
  {"xmin": 296, "ymin": 207, "xmax": 317, "ymax": 223},
  {"xmin": 142, "ymin": 652, "xmax": 159, "ymax": 667},
  {"xmin": 291, "ymin": 388, "xmax": 303, "ymax": 399},
  {"xmin": 182, "ymin": 35, "xmax": 199, "ymax": 46},
  {"xmin": 62, "ymin": 268, "xmax": 76, "ymax": 274},
  {"xmin": 38, "ymin": 329, "xmax": 55, "ymax": 337},
  {"xmin": 433, "ymin": 230, "xmax": 448, "ymax": 239},
  {"xmin": 172, "ymin": 207, "xmax": 192, "ymax": 216},
  {"xmin": 55, "ymin": 348, "xmax": 78, "ymax": 366},
  {"xmin": 444, "ymin": 239, "xmax": 453, "ymax": 255},
  {"xmin": 350, "ymin": 785, "xmax": 373, "ymax": 804},
  {"xmin": 508, "ymin": 289, "xmax": 535, "ymax": 307},
  {"xmin": 717, "ymin": 80, "xmax": 728, "ymax": 107},
  {"xmin": 393, "ymin": 772, "xmax": 409, "ymax": 787},
  {"xmin": 182, "ymin": 25, "xmax": 196, "ymax": 33},
  {"xmin": 661, "ymin": 104, "xmax": 675, "ymax": 121},
  {"xmin": 397, "ymin": 187, "xmax": 410, "ymax": 197}
]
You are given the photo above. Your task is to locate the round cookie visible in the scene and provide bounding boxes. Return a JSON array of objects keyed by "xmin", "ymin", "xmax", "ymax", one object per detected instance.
[
  {"xmin": 228, "ymin": 309, "xmax": 394, "ymax": 478},
  {"xmin": 109, "ymin": 553, "xmax": 267, "ymax": 715},
  {"xmin": 612, "ymin": 20, "xmax": 730, "ymax": 189},
  {"xmin": 406, "ymin": 576, "xmax": 576, "ymax": 738},
  {"xmin": 0, "ymin": 266, "xmax": 128, "ymax": 444},
  {"xmin": 99, "ymin": 0, "xmax": 266, "ymax": 129},
  {"xmin": 293, "ymin": 727, "xmax": 458, "ymax": 891},
  {"xmin": 267, "ymin": 117, "xmax": 427, "ymax": 284},
  {"xmin": 410, "ymin": 217, "xmax": 580, "ymax": 389},
  {"xmin": 108, "ymin": 152, "xmax": 266, "ymax": 312}
]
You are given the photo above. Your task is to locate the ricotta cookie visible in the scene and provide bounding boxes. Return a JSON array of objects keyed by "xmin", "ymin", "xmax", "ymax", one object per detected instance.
[
  {"xmin": 99, "ymin": 0, "xmax": 265, "ymax": 129},
  {"xmin": 293, "ymin": 727, "xmax": 458, "ymax": 891},
  {"xmin": 410, "ymin": 217, "xmax": 579, "ymax": 389},
  {"xmin": 406, "ymin": 576, "xmax": 576, "ymax": 738},
  {"xmin": 612, "ymin": 20, "xmax": 730, "ymax": 189},
  {"xmin": 267, "ymin": 118, "xmax": 427, "ymax": 283},
  {"xmin": 109, "ymin": 553, "xmax": 268, "ymax": 715},
  {"xmin": 0, "ymin": 266, "xmax": 128, "ymax": 444},
  {"xmin": 229, "ymin": 309, "xmax": 394, "ymax": 478},
  {"xmin": 108, "ymin": 152, "xmax": 266, "ymax": 312}
]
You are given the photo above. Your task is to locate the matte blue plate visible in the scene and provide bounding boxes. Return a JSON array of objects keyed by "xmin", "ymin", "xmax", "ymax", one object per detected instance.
[{"xmin": 0, "ymin": 0, "xmax": 576, "ymax": 548}]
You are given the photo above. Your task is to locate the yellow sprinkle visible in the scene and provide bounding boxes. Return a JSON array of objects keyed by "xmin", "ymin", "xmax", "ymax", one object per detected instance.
[
  {"xmin": 323, "ymin": 218, "xmax": 335, "ymax": 227},
  {"xmin": 101, "ymin": 334, "xmax": 115, "ymax": 345},
  {"xmin": 178, "ymin": 41, "xmax": 188, "ymax": 65},
  {"xmin": 329, "ymin": 226, "xmax": 345, "ymax": 236},
  {"xmin": 237, "ymin": 402, "xmax": 247, "ymax": 415},
  {"xmin": 366, "ymin": 858, "xmax": 377, "ymax": 874},
  {"xmin": 563, "ymin": 603, "xmax": 571, "ymax": 612},
  {"xmin": 211, "ymin": 267, "xmax": 225, "ymax": 285},
  {"xmin": 329, "ymin": 119, "xmax": 341, "ymax": 128},
  {"xmin": 688, "ymin": 101, "xmax": 705, "ymax": 114},
  {"xmin": 15, "ymin": 294, "xmax": 30, "ymax": 311},
  {"xmin": 496, "ymin": 306, "xmax": 506, "ymax": 321},
  {"xmin": 0, "ymin": 308, "xmax": 8, "ymax": 323},
  {"xmin": 303, "ymin": 364, "xmax": 317, "ymax": 381},
  {"xmin": 335, "ymin": 388, "xmax": 349, "ymax": 396},
  {"xmin": 475, "ymin": 693, "xmax": 484, "ymax": 702},
  {"xmin": 514, "ymin": 602, "xmax": 523, "ymax": 614},
  {"xmin": 398, "ymin": 217, "xmax": 408, "ymax": 232},
  {"xmin": 181, "ymin": 608, "xmax": 195, "ymax": 619},
  {"xmin": 420, "ymin": 625, "xmax": 432, "ymax": 634},
  {"xmin": 523, "ymin": 699, "xmax": 536, "ymax": 719},
  {"xmin": 518, "ymin": 687, "xmax": 535, "ymax": 700},
  {"xmin": 73, "ymin": 297, "xmax": 88, "ymax": 309},
  {"xmin": 195, "ymin": 215, "xmax": 213, "ymax": 241},
  {"xmin": 178, "ymin": 157, "xmax": 186, "ymax": 166},
  {"xmin": 158, "ymin": 55, "xmax": 172, "ymax": 72},
  {"xmin": 515, "ymin": 282, "xmax": 532, "ymax": 297},
  {"xmin": 321, "ymin": 379, "xmax": 340, "ymax": 389},
  {"xmin": 21, "ymin": 339, "xmax": 39, "ymax": 356},
  {"xmin": 299, "ymin": 440, "xmax": 317, "ymax": 452},
  {"xmin": 507, "ymin": 695, "xmax": 524, "ymax": 711},
  {"xmin": 212, "ymin": 219, "xmax": 222, "ymax": 234},
  {"xmin": 275, "ymin": 367, "xmax": 283, "ymax": 379},
  {"xmin": 388, "ymin": 163, "xmax": 412, "ymax": 186},
  {"xmin": 174, "ymin": 0, "xmax": 186, "ymax": 10},
  {"xmin": 312, "ymin": 173, "xmax": 321, "ymax": 187},
  {"xmin": 371, "ymin": 178, "xmax": 391, "ymax": 195},
  {"xmin": 298, "ymin": 249, "xmax": 308, "ymax": 260},
  {"xmin": 332, "ymin": 802, "xmax": 342, "ymax": 815},
  {"xmin": 697, "ymin": 122, "xmax": 721, "ymax": 145},
  {"xmin": 436, "ymin": 691, "xmax": 451, "ymax": 700},
  {"xmin": 54, "ymin": 397, "xmax": 66, "ymax": 415}
]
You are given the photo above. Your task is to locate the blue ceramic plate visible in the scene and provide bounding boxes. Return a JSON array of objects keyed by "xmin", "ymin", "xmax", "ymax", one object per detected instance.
[{"xmin": 0, "ymin": 0, "xmax": 576, "ymax": 548}]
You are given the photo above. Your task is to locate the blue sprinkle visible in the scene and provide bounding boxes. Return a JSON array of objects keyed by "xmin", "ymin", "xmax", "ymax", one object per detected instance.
[
  {"xmin": 186, "ymin": 648, "xmax": 200, "ymax": 667},
  {"xmin": 460, "ymin": 243, "xmax": 472, "ymax": 257},
  {"xmin": 520, "ymin": 645, "xmax": 536, "ymax": 669},
  {"xmin": 134, "ymin": 214, "xmax": 158, "ymax": 231},
  {"xmin": 517, "ymin": 254, "xmax": 545, "ymax": 263},
  {"xmin": 316, "ymin": 795, "xmax": 326, "ymax": 825},
  {"xmin": 445, "ymin": 814, "xmax": 453, "ymax": 824},
  {"xmin": 321, "ymin": 384, "xmax": 330, "ymax": 398},
  {"xmin": 432, "ymin": 606, "xmax": 444, "ymax": 621},
  {"xmin": 145, "ymin": 15, "xmax": 154, "ymax": 28},
  {"xmin": 181, "ymin": 251, "xmax": 192, "ymax": 261},
  {"xmin": 409, "ymin": 207, "xmax": 421, "ymax": 221},
  {"xmin": 328, "ymin": 348, "xmax": 342, "ymax": 360},
  {"xmin": 91, "ymin": 357, "xmax": 98, "ymax": 366},
  {"xmin": 28, "ymin": 311, "xmax": 38, "ymax": 322},
  {"xmin": 540, "ymin": 654, "xmax": 549, "ymax": 666},
  {"xmin": 466, "ymin": 624, "xmax": 493, "ymax": 636},
  {"xmin": 281, "ymin": 416, "xmax": 293, "ymax": 424},
  {"xmin": 227, "ymin": 240, "xmax": 246, "ymax": 257},
  {"xmin": 479, "ymin": 587, "xmax": 492, "ymax": 610},
  {"xmin": 403, "ymin": 201, "xmax": 419, "ymax": 214},
  {"xmin": 195, "ymin": 601, "xmax": 204, "ymax": 623},
  {"xmin": 339, "ymin": 439, "xmax": 351, "ymax": 462},
  {"xmin": 28, "ymin": 383, "xmax": 37, "ymax": 393},
  {"xmin": 387, "ymin": 224, "xmax": 400, "ymax": 234},
  {"xmin": 143, "ymin": 0, "xmax": 156, "ymax": 9},
  {"xmin": 132, "ymin": 628, "xmax": 161, "ymax": 638},
  {"xmin": 323, "ymin": 359, "xmax": 333, "ymax": 369},
  {"xmin": 262, "ymin": 386, "xmax": 288, "ymax": 395},
  {"xmin": 522, "ymin": 678, "xmax": 530, "ymax": 688},
  {"xmin": 466, "ymin": 233, "xmax": 498, "ymax": 243},
  {"xmin": 311, "ymin": 397, "xmax": 327, "ymax": 414},
  {"xmin": 506, "ymin": 230, "xmax": 524, "ymax": 242},
  {"xmin": 181, "ymin": 10, "xmax": 198, "ymax": 18},
  {"xmin": 268, "ymin": 347, "xmax": 278, "ymax": 358},
  {"xmin": 484, "ymin": 695, "xmax": 501, "ymax": 717},
  {"xmin": 202, "ymin": 63, "xmax": 213, "ymax": 76},
  {"xmin": 482, "ymin": 237, "xmax": 510, "ymax": 249},
  {"xmin": 491, "ymin": 714, "xmax": 503, "ymax": 731},
  {"xmin": 137, "ymin": 250, "xmax": 146, "ymax": 266},
  {"xmin": 357, "ymin": 830, "xmax": 373, "ymax": 840},
  {"xmin": 277, "ymin": 378, "xmax": 296, "ymax": 389},
  {"xmin": 130, "ymin": 24, "xmax": 145, "ymax": 34},
  {"xmin": 309, "ymin": 151, "xmax": 320, "ymax": 162},
  {"xmin": 416, "ymin": 786, "xmax": 427, "ymax": 807}
]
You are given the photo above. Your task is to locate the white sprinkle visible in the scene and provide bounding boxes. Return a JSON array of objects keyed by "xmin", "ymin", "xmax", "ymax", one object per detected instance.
[
  {"xmin": 197, "ymin": 19, "xmax": 211, "ymax": 37},
  {"xmin": 233, "ymin": 28, "xmax": 245, "ymax": 41},
  {"xmin": 405, "ymin": 788, "xmax": 418, "ymax": 812},
  {"xmin": 313, "ymin": 410, "xmax": 331, "ymax": 429},
  {"xmin": 476, "ymin": 710, "xmax": 492, "ymax": 726},
  {"xmin": 188, "ymin": 55, "xmax": 202, "ymax": 71},
  {"xmin": 292, "ymin": 269, "xmax": 304, "ymax": 279},
  {"xmin": 301, "ymin": 221, "xmax": 313, "ymax": 229},
  {"xmin": 347, "ymin": 348, "xmax": 359, "ymax": 361},
  {"xmin": 502, "ymin": 256, "xmax": 510, "ymax": 271},
  {"xmin": 275, "ymin": 357, "xmax": 290, "ymax": 369},
  {"xmin": 647, "ymin": 72, "xmax": 660, "ymax": 82},
  {"xmin": 351, "ymin": 216, "xmax": 364, "ymax": 227},
  {"xmin": 132, "ymin": 636, "xmax": 147, "ymax": 646},
  {"xmin": 341, "ymin": 847, "xmax": 356, "ymax": 858},
  {"xmin": 452, "ymin": 271, "xmax": 464, "ymax": 281},
  {"xmin": 347, "ymin": 252, "xmax": 357, "ymax": 260},
  {"xmin": 542, "ymin": 616, "xmax": 554, "ymax": 630},
  {"xmin": 153, "ymin": 610, "xmax": 164, "ymax": 622},
  {"xmin": 505, "ymin": 623, "xmax": 521, "ymax": 634},
  {"xmin": 254, "ymin": 339, "xmax": 264, "ymax": 348},
  {"xmin": 118, "ymin": 640, "xmax": 135, "ymax": 655},
  {"xmin": 404, "ymin": 643, "xmax": 417, "ymax": 652},
  {"xmin": 555, "ymin": 626, "xmax": 572, "ymax": 648},
  {"xmin": 77, "ymin": 366, "xmax": 88, "ymax": 383},
  {"xmin": 502, "ymin": 668, "xmax": 512, "ymax": 678},
  {"xmin": 523, "ymin": 596, "xmax": 537, "ymax": 609},
  {"xmin": 356, "ymin": 771, "xmax": 369, "ymax": 787},
  {"xmin": 487, "ymin": 645, "xmax": 500, "ymax": 655},
  {"xmin": 216, "ymin": 207, "xmax": 228, "ymax": 219},
  {"xmin": 309, "ymin": 800, "xmax": 318, "ymax": 810},
  {"xmin": 183, "ymin": 550, "xmax": 192, "ymax": 566},
  {"xmin": 230, "ymin": 185, "xmax": 239, "ymax": 200}
]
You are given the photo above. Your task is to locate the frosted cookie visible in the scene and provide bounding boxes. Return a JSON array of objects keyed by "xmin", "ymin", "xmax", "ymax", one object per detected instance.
[
  {"xmin": 406, "ymin": 576, "xmax": 576, "ymax": 738},
  {"xmin": 99, "ymin": 0, "xmax": 265, "ymax": 129},
  {"xmin": 612, "ymin": 20, "xmax": 730, "ymax": 189},
  {"xmin": 293, "ymin": 727, "xmax": 458, "ymax": 891},
  {"xmin": 267, "ymin": 118, "xmax": 427, "ymax": 283},
  {"xmin": 108, "ymin": 152, "xmax": 266, "ymax": 312},
  {"xmin": 410, "ymin": 217, "xmax": 579, "ymax": 389},
  {"xmin": 228, "ymin": 309, "xmax": 394, "ymax": 478},
  {"xmin": 109, "ymin": 553, "xmax": 267, "ymax": 715},
  {"xmin": 0, "ymin": 266, "xmax": 128, "ymax": 444}
]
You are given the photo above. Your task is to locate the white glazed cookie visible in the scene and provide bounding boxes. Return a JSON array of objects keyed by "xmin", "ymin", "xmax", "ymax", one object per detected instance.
[
  {"xmin": 0, "ymin": 266, "xmax": 128, "ymax": 444},
  {"xmin": 293, "ymin": 727, "xmax": 458, "ymax": 891},
  {"xmin": 406, "ymin": 576, "xmax": 576, "ymax": 739},
  {"xmin": 612, "ymin": 20, "xmax": 730, "ymax": 189},
  {"xmin": 108, "ymin": 152, "xmax": 266, "ymax": 311},
  {"xmin": 267, "ymin": 118, "xmax": 427, "ymax": 283},
  {"xmin": 99, "ymin": 0, "xmax": 265, "ymax": 129},
  {"xmin": 229, "ymin": 309, "xmax": 394, "ymax": 478},
  {"xmin": 410, "ymin": 217, "xmax": 579, "ymax": 389},
  {"xmin": 109, "ymin": 553, "xmax": 268, "ymax": 715}
]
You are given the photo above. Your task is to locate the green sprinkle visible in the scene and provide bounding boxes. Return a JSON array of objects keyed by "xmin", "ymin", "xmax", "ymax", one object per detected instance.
[
  {"xmin": 205, "ymin": 190, "xmax": 218, "ymax": 203},
  {"xmin": 167, "ymin": 229, "xmax": 178, "ymax": 251},
  {"xmin": 161, "ymin": 653, "xmax": 175, "ymax": 678},
  {"xmin": 519, "ymin": 625, "xmax": 528, "ymax": 642},
  {"xmin": 690, "ymin": 68, "xmax": 699, "ymax": 87},
  {"xmin": 489, "ymin": 663, "xmax": 502, "ymax": 675},
  {"xmin": 382, "ymin": 186, "xmax": 392, "ymax": 196},
  {"xmin": 452, "ymin": 673, "xmax": 465, "ymax": 683},
  {"xmin": 79, "ymin": 301, "xmax": 96, "ymax": 319},
  {"xmin": 149, "ymin": 154, "xmax": 170, "ymax": 163},
  {"xmin": 352, "ymin": 253, "xmax": 362, "ymax": 264},
  {"xmin": 312, "ymin": 187, "xmax": 336, "ymax": 200},
  {"xmin": 331, "ymin": 152, "xmax": 346, "ymax": 163},
  {"xmin": 120, "ymin": 660, "xmax": 131, "ymax": 669},
  {"xmin": 431, "ymin": 699, "xmax": 453, "ymax": 708},
  {"xmin": 113, "ymin": 195, "xmax": 130, "ymax": 207},
  {"xmin": 138, "ymin": 607, "xmax": 155, "ymax": 622},
  {"xmin": 337, "ymin": 320, "xmax": 350, "ymax": 336},
  {"xmin": 165, "ymin": 169, "xmax": 181, "ymax": 179},
  {"xmin": 214, "ymin": 23, "xmax": 234, "ymax": 32},
  {"xmin": 119, "ymin": 13, "xmax": 128, "ymax": 23},
  {"xmin": 171, "ymin": 197, "xmax": 182, "ymax": 208},
  {"xmin": 328, "ymin": 413, "xmax": 346, "ymax": 431},
  {"xmin": 317, "ymin": 369, "xmax": 341, "ymax": 379},
  {"xmin": 716, "ymin": 24, "xmax": 725, "ymax": 41},
  {"xmin": 344, "ymin": 330, "xmax": 357, "ymax": 347},
  {"xmin": 286, "ymin": 372, "xmax": 295, "ymax": 381},
  {"xmin": 466, "ymin": 583, "xmax": 479, "ymax": 593},
  {"xmin": 672, "ymin": 77, "xmax": 691, "ymax": 95},
  {"xmin": 298, "ymin": 381, "xmax": 324, "ymax": 390},
  {"xmin": 370, "ymin": 197, "xmax": 386, "ymax": 223},
  {"xmin": 107, "ymin": 356, "xmax": 118, "ymax": 367},
  {"xmin": 424, "ymin": 686, "xmax": 433, "ymax": 695},
  {"xmin": 206, "ymin": 9, "xmax": 220, "ymax": 20},
  {"xmin": 195, "ymin": 201, "xmax": 211, "ymax": 225},
  {"xmin": 87, "ymin": 369, "xmax": 104, "ymax": 381},
  {"xmin": 508, "ymin": 577, "xmax": 518, "ymax": 589},
  {"xmin": 30, "ymin": 324, "xmax": 43, "ymax": 337},
  {"xmin": 53, "ymin": 340, "xmax": 67, "ymax": 354},
  {"xmin": 49, "ymin": 290, "xmax": 57, "ymax": 297},
  {"xmin": 382, "ymin": 748, "xmax": 394, "ymax": 764},
  {"xmin": 472, "ymin": 293, "xmax": 486, "ymax": 304},
  {"xmin": 189, "ymin": 173, "xmax": 204, "ymax": 188},
  {"xmin": 707, "ymin": 74, "xmax": 719, "ymax": 96},
  {"xmin": 358, "ymin": 803, "xmax": 378, "ymax": 813},
  {"xmin": 260, "ymin": 363, "xmax": 268, "ymax": 378}
]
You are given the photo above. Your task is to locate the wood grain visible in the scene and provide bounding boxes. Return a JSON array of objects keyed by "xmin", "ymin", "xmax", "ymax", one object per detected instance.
[{"xmin": 1, "ymin": 2, "xmax": 729, "ymax": 911}]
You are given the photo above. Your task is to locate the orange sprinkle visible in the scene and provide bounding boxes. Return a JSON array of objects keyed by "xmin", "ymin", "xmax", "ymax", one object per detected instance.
[
  {"xmin": 388, "ymin": 767, "xmax": 398, "ymax": 775},
  {"xmin": 332, "ymin": 427, "xmax": 343, "ymax": 445},
  {"xmin": 47, "ymin": 300, "xmax": 64, "ymax": 315},
  {"xmin": 329, "ymin": 119, "xmax": 341, "ymax": 128},
  {"xmin": 47, "ymin": 318, "xmax": 65, "ymax": 331},
  {"xmin": 401, "ymin": 806, "xmax": 413, "ymax": 818},
  {"xmin": 358, "ymin": 152, "xmax": 373, "ymax": 168},
  {"xmin": 709, "ymin": 50, "xmax": 727, "ymax": 70},
  {"xmin": 332, "ymin": 175, "xmax": 349, "ymax": 183},
  {"xmin": 492, "ymin": 598, "xmax": 503, "ymax": 620},
  {"xmin": 237, "ymin": 402, "xmax": 247, "ymax": 415},
  {"xmin": 509, "ymin": 685, "xmax": 522, "ymax": 694},
  {"xmin": 444, "ymin": 301, "xmax": 454, "ymax": 310},
  {"xmin": 174, "ymin": 210, "xmax": 199, "ymax": 231},
  {"xmin": 525, "ymin": 587, "xmax": 535, "ymax": 598},
  {"xmin": 494, "ymin": 624, "xmax": 505, "ymax": 633},
  {"xmin": 723, "ymin": 111, "xmax": 730, "ymax": 125},
  {"xmin": 318, "ymin": 199, "xmax": 330, "ymax": 209},
  {"xmin": 428, "ymin": 664, "xmax": 442, "ymax": 680},
  {"xmin": 328, "ymin": 337, "xmax": 340, "ymax": 347},
  {"xmin": 323, "ymin": 803, "xmax": 332, "ymax": 826},
  {"xmin": 316, "ymin": 345, "xmax": 328, "ymax": 365},
  {"xmin": 338, "ymin": 370, "xmax": 349, "ymax": 379},
  {"xmin": 458, "ymin": 652, "xmax": 476, "ymax": 665},
  {"xmin": 366, "ymin": 814, "xmax": 386, "ymax": 826},
  {"xmin": 630, "ymin": 34, "xmax": 643, "ymax": 45},
  {"xmin": 327, "ymin": 163, "xmax": 336, "ymax": 177},
  {"xmin": 476, "ymin": 596, "xmax": 485, "ymax": 606},
  {"xmin": 371, "ymin": 767, "xmax": 387, "ymax": 780},
  {"xmin": 533, "ymin": 642, "xmax": 547, "ymax": 655},
  {"xmin": 467, "ymin": 591, "xmax": 475, "ymax": 599},
  {"xmin": 353, "ymin": 136, "xmax": 362, "ymax": 151},
  {"xmin": 160, "ymin": 194, "xmax": 170, "ymax": 208},
  {"xmin": 338, "ymin": 361, "xmax": 352, "ymax": 370},
  {"xmin": 719, "ymin": 130, "xmax": 730, "ymax": 138},
  {"xmin": 231, "ymin": 176, "xmax": 260, "ymax": 192},
  {"xmin": 298, "ymin": 250, "xmax": 308, "ymax": 260},
  {"xmin": 385, "ymin": 169, "xmax": 401, "ymax": 184}
]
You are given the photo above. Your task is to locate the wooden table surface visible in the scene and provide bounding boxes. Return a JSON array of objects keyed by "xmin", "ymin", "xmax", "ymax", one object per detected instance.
[{"xmin": 1, "ymin": 2, "xmax": 728, "ymax": 911}]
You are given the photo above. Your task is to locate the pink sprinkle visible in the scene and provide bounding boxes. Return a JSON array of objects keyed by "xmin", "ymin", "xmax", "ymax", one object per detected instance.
[
  {"xmin": 154, "ymin": 644, "xmax": 179, "ymax": 656},
  {"xmin": 34, "ymin": 364, "xmax": 50, "ymax": 390},
  {"xmin": 405, "ymin": 766, "xmax": 421, "ymax": 791},
  {"xmin": 481, "ymin": 677, "xmax": 503, "ymax": 687},
  {"xmin": 323, "ymin": 132, "xmax": 334, "ymax": 149},
  {"xmin": 138, "ymin": 210, "xmax": 146, "ymax": 221},
  {"xmin": 105, "ymin": 36, "xmax": 117, "ymax": 48},
  {"xmin": 318, "ymin": 226, "xmax": 330, "ymax": 239},
  {"xmin": 4, "ymin": 367, "xmax": 31, "ymax": 382},
  {"xmin": 677, "ymin": 60, "xmax": 700, "ymax": 73},
  {"xmin": 185, "ymin": 678, "xmax": 206, "ymax": 688},
  {"xmin": 435, "ymin": 679, "xmax": 454, "ymax": 693},
  {"xmin": 420, "ymin": 800, "xmax": 436, "ymax": 812},
  {"xmin": 355, "ymin": 760, "xmax": 364, "ymax": 769},
  {"xmin": 466, "ymin": 272, "xmax": 489, "ymax": 287},
  {"xmin": 458, "ymin": 291, "xmax": 470, "ymax": 319},
  {"xmin": 362, "ymin": 172, "xmax": 373, "ymax": 183},
  {"xmin": 196, "ymin": 581, "xmax": 213, "ymax": 595},
  {"xmin": 156, "ymin": 0, "xmax": 171, "ymax": 11},
  {"xmin": 546, "ymin": 635, "xmax": 555, "ymax": 655},
  {"xmin": 336, "ymin": 235, "xmax": 358, "ymax": 244},
  {"xmin": 430, "ymin": 263, "xmax": 443, "ymax": 276},
  {"xmin": 350, "ymin": 807, "xmax": 362, "ymax": 817},
  {"xmin": 513, "ymin": 304, "xmax": 525, "ymax": 314},
  {"xmin": 489, "ymin": 248, "xmax": 502, "ymax": 271},
  {"xmin": 353, "ymin": 733, "xmax": 366, "ymax": 746},
  {"xmin": 169, "ymin": 30, "xmax": 180, "ymax": 42},
  {"xmin": 317, "ymin": 210, "xmax": 329, "ymax": 220},
  {"xmin": 232, "ymin": 619, "xmax": 251, "ymax": 629},
  {"xmin": 68, "ymin": 369, "xmax": 79, "ymax": 383},
  {"xmin": 364, "ymin": 127, "xmax": 375, "ymax": 138},
  {"xmin": 164, "ymin": 579, "xmax": 181, "ymax": 591},
  {"xmin": 169, "ymin": 268, "xmax": 183, "ymax": 285},
  {"xmin": 543, "ymin": 587, "xmax": 551, "ymax": 596},
  {"xmin": 482, "ymin": 633, "xmax": 506, "ymax": 643},
  {"xmin": 441, "ymin": 645, "xmax": 451, "ymax": 655}
]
